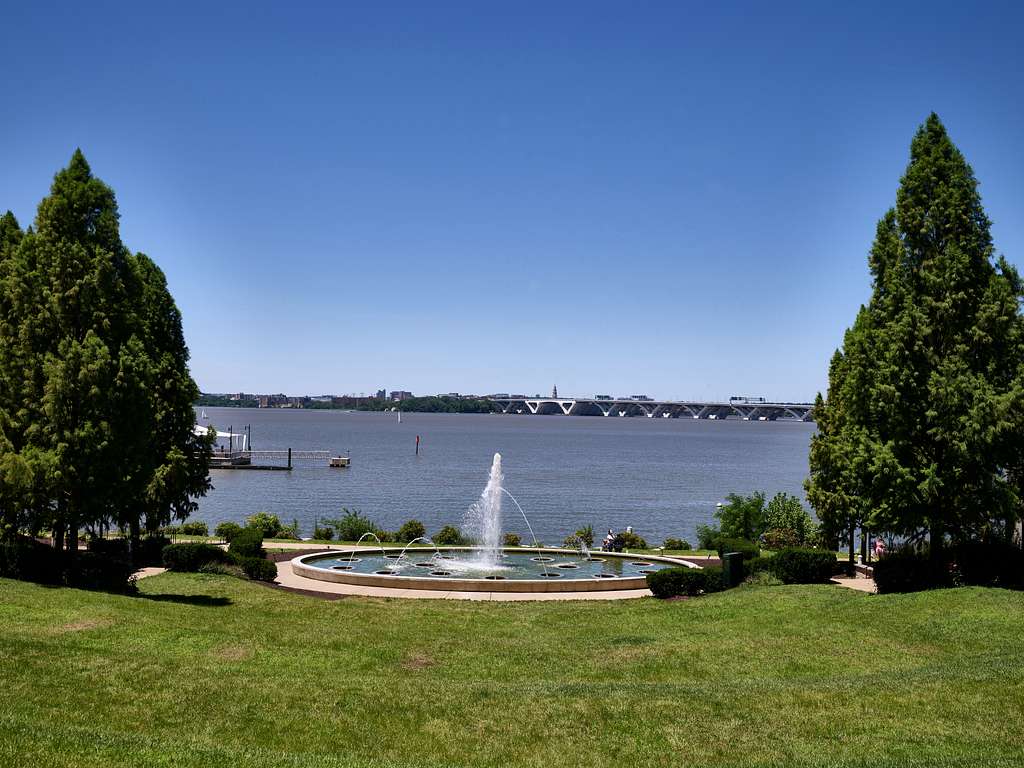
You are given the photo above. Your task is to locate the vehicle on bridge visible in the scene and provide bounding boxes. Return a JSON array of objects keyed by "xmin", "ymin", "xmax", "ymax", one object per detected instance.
[{"xmin": 730, "ymin": 396, "xmax": 766, "ymax": 403}]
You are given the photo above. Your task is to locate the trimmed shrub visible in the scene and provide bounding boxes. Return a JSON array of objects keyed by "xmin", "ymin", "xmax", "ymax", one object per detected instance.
[
  {"xmin": 245, "ymin": 512, "xmax": 282, "ymax": 538},
  {"xmin": 135, "ymin": 535, "xmax": 171, "ymax": 567},
  {"xmin": 237, "ymin": 556, "xmax": 277, "ymax": 582},
  {"xmin": 771, "ymin": 547, "xmax": 836, "ymax": 584},
  {"xmin": 397, "ymin": 519, "xmax": 427, "ymax": 542},
  {"xmin": 198, "ymin": 560, "xmax": 242, "ymax": 577},
  {"xmin": 70, "ymin": 551, "xmax": 136, "ymax": 592},
  {"xmin": 0, "ymin": 539, "xmax": 62, "ymax": 584},
  {"xmin": 86, "ymin": 537, "xmax": 129, "ymax": 558},
  {"xmin": 228, "ymin": 527, "xmax": 264, "ymax": 559},
  {"xmin": 663, "ymin": 537, "xmax": 691, "ymax": 551},
  {"xmin": 179, "ymin": 521, "xmax": 209, "ymax": 536},
  {"xmin": 745, "ymin": 555, "xmax": 773, "ymax": 574},
  {"xmin": 435, "ymin": 525, "xmax": 464, "ymax": 545},
  {"xmin": 647, "ymin": 565, "xmax": 725, "ymax": 598},
  {"xmin": 162, "ymin": 543, "xmax": 229, "ymax": 572},
  {"xmin": 503, "ymin": 532, "xmax": 522, "ymax": 547},
  {"xmin": 716, "ymin": 538, "xmax": 760, "ymax": 561},
  {"xmin": 953, "ymin": 540, "xmax": 1024, "ymax": 589},
  {"xmin": 313, "ymin": 525, "xmax": 334, "ymax": 541},
  {"xmin": 873, "ymin": 547, "xmax": 947, "ymax": 594}
]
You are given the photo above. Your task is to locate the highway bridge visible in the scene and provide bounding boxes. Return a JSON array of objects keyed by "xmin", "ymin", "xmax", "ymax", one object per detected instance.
[{"xmin": 487, "ymin": 397, "xmax": 814, "ymax": 421}]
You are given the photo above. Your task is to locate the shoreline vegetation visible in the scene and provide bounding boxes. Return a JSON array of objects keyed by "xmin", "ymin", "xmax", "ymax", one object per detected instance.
[{"xmin": 196, "ymin": 393, "xmax": 501, "ymax": 413}]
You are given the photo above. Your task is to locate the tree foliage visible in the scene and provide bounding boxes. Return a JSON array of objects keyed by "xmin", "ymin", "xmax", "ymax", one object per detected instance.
[
  {"xmin": 0, "ymin": 151, "xmax": 210, "ymax": 564},
  {"xmin": 807, "ymin": 114, "xmax": 1024, "ymax": 559}
]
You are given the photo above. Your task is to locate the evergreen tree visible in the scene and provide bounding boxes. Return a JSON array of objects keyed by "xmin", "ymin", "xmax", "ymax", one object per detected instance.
[
  {"xmin": 0, "ymin": 151, "xmax": 210, "ymax": 564},
  {"xmin": 808, "ymin": 115, "xmax": 1024, "ymax": 562}
]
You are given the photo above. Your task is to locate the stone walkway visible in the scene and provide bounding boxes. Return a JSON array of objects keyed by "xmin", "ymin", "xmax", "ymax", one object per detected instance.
[{"xmin": 831, "ymin": 575, "xmax": 877, "ymax": 593}]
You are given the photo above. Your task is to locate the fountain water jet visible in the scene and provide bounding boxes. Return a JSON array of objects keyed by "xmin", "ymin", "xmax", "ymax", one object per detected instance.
[{"xmin": 464, "ymin": 453, "xmax": 505, "ymax": 568}]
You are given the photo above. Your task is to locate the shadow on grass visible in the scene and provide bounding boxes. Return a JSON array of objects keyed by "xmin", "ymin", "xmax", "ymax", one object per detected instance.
[{"xmin": 133, "ymin": 593, "xmax": 232, "ymax": 607}]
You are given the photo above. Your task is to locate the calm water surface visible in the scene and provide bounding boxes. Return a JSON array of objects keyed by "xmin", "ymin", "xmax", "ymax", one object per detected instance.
[{"xmin": 194, "ymin": 408, "xmax": 814, "ymax": 544}]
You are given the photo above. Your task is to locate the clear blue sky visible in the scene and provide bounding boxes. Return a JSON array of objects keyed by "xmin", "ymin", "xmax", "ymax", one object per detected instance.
[{"xmin": 2, "ymin": 1, "xmax": 1023, "ymax": 401}]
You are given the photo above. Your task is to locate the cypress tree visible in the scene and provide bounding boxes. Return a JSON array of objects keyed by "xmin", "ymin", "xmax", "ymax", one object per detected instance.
[
  {"xmin": 808, "ymin": 114, "xmax": 1024, "ymax": 563},
  {"xmin": 0, "ymin": 151, "xmax": 210, "ymax": 565}
]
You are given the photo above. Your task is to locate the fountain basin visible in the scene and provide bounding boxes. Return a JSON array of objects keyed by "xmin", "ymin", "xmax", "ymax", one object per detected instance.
[{"xmin": 291, "ymin": 547, "xmax": 696, "ymax": 593}]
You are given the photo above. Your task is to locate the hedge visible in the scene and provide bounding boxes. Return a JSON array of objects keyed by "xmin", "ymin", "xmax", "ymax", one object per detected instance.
[
  {"xmin": 770, "ymin": 547, "xmax": 836, "ymax": 584},
  {"xmin": 162, "ymin": 543, "xmax": 229, "ymax": 572},
  {"xmin": 647, "ymin": 565, "xmax": 724, "ymax": 598},
  {"xmin": 716, "ymin": 538, "xmax": 760, "ymax": 561},
  {"xmin": 236, "ymin": 555, "xmax": 278, "ymax": 582},
  {"xmin": 228, "ymin": 527, "xmax": 265, "ymax": 559}
]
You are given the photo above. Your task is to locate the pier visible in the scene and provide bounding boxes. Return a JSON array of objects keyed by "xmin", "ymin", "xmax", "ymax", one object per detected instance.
[{"xmin": 208, "ymin": 449, "xmax": 335, "ymax": 470}]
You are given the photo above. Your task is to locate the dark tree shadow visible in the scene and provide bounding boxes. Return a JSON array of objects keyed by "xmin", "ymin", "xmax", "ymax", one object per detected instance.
[{"xmin": 133, "ymin": 593, "xmax": 232, "ymax": 607}]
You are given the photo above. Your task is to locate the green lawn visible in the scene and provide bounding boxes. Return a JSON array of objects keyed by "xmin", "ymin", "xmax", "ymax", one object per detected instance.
[{"xmin": 1, "ymin": 575, "xmax": 1022, "ymax": 768}]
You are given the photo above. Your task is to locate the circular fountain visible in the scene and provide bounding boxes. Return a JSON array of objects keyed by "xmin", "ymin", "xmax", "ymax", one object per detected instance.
[{"xmin": 290, "ymin": 453, "xmax": 697, "ymax": 594}]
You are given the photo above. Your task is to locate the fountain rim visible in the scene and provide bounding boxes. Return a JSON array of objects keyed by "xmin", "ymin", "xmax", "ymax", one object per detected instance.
[{"xmin": 291, "ymin": 546, "xmax": 699, "ymax": 593}]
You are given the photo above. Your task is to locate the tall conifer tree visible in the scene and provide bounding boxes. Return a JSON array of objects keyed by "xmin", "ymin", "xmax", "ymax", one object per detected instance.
[{"xmin": 808, "ymin": 115, "xmax": 1024, "ymax": 560}]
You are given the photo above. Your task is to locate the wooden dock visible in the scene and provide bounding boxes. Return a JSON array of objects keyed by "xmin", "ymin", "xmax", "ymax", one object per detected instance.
[{"xmin": 208, "ymin": 449, "xmax": 335, "ymax": 471}]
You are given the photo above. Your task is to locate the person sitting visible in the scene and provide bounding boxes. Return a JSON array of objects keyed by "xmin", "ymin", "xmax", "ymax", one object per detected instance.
[{"xmin": 602, "ymin": 529, "xmax": 614, "ymax": 551}]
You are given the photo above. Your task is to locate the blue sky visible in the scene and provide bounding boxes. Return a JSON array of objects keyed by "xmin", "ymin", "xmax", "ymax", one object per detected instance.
[{"xmin": 2, "ymin": 1, "xmax": 1023, "ymax": 401}]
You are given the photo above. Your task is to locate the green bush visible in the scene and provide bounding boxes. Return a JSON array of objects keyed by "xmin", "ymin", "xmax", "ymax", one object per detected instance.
[
  {"xmin": 761, "ymin": 527, "xmax": 801, "ymax": 550},
  {"xmin": 325, "ymin": 509, "xmax": 378, "ymax": 541},
  {"xmin": 397, "ymin": 519, "xmax": 427, "ymax": 542},
  {"xmin": 435, "ymin": 525, "xmax": 464, "ymax": 545},
  {"xmin": 717, "ymin": 538, "xmax": 760, "ymax": 561},
  {"xmin": 70, "ymin": 551, "xmax": 136, "ymax": 593},
  {"xmin": 179, "ymin": 521, "xmax": 209, "ymax": 536},
  {"xmin": 237, "ymin": 556, "xmax": 277, "ymax": 582},
  {"xmin": 228, "ymin": 527, "xmax": 265, "ymax": 559},
  {"xmin": 618, "ymin": 531, "xmax": 648, "ymax": 550},
  {"xmin": 0, "ymin": 539, "xmax": 62, "ymax": 584},
  {"xmin": 696, "ymin": 524, "xmax": 721, "ymax": 550},
  {"xmin": 503, "ymin": 532, "xmax": 522, "ymax": 546},
  {"xmin": 873, "ymin": 548, "xmax": 945, "ymax": 594},
  {"xmin": 162, "ymin": 543, "xmax": 229, "ymax": 572},
  {"xmin": 953, "ymin": 540, "xmax": 1024, "ymax": 589},
  {"xmin": 274, "ymin": 519, "xmax": 300, "ymax": 540},
  {"xmin": 771, "ymin": 547, "xmax": 836, "ymax": 584},
  {"xmin": 313, "ymin": 525, "xmax": 334, "ymax": 541},
  {"xmin": 572, "ymin": 525, "xmax": 594, "ymax": 547},
  {"xmin": 135, "ymin": 535, "xmax": 171, "ymax": 567},
  {"xmin": 245, "ymin": 512, "xmax": 282, "ymax": 538},
  {"xmin": 374, "ymin": 529, "xmax": 396, "ymax": 543},
  {"xmin": 745, "ymin": 555, "xmax": 773, "ymax": 574},
  {"xmin": 647, "ymin": 566, "xmax": 724, "ymax": 598},
  {"xmin": 215, "ymin": 521, "xmax": 243, "ymax": 542},
  {"xmin": 663, "ymin": 537, "xmax": 691, "ymax": 551}
]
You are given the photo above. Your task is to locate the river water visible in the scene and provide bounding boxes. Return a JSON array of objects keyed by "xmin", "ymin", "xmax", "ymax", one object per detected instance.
[{"xmin": 194, "ymin": 407, "xmax": 814, "ymax": 545}]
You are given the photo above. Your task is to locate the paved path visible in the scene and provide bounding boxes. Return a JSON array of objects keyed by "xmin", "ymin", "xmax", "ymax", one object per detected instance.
[
  {"xmin": 831, "ymin": 575, "xmax": 877, "ymax": 594},
  {"xmin": 133, "ymin": 567, "xmax": 167, "ymax": 580}
]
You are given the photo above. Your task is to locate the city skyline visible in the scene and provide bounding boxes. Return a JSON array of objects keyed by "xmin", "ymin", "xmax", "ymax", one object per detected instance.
[{"xmin": 3, "ymin": 3, "xmax": 1023, "ymax": 401}]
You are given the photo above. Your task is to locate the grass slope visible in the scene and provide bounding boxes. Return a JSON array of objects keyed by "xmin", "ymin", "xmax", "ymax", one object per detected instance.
[{"xmin": 1, "ymin": 575, "xmax": 1022, "ymax": 768}]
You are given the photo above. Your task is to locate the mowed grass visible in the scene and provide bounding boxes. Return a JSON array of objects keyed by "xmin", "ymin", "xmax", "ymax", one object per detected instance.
[{"xmin": 1, "ymin": 575, "xmax": 1022, "ymax": 768}]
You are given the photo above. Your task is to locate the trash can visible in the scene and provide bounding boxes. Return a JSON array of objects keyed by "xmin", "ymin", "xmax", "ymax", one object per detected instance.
[{"xmin": 722, "ymin": 551, "xmax": 745, "ymax": 588}]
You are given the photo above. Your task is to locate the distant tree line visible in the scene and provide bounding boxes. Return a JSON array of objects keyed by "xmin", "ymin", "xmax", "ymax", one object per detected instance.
[
  {"xmin": 197, "ymin": 394, "xmax": 502, "ymax": 413},
  {"xmin": 807, "ymin": 115, "xmax": 1024, "ymax": 567},
  {"xmin": 0, "ymin": 151, "xmax": 211, "ymax": 571}
]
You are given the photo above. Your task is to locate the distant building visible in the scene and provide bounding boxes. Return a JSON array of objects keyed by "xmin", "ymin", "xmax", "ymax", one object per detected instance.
[
  {"xmin": 390, "ymin": 390, "xmax": 413, "ymax": 401},
  {"xmin": 375, "ymin": 389, "xmax": 386, "ymax": 399},
  {"xmin": 552, "ymin": 385, "xmax": 558, "ymax": 398}
]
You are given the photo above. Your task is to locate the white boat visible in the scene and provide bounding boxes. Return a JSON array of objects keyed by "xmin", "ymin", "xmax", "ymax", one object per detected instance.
[{"xmin": 201, "ymin": 409, "xmax": 208, "ymax": 420}]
